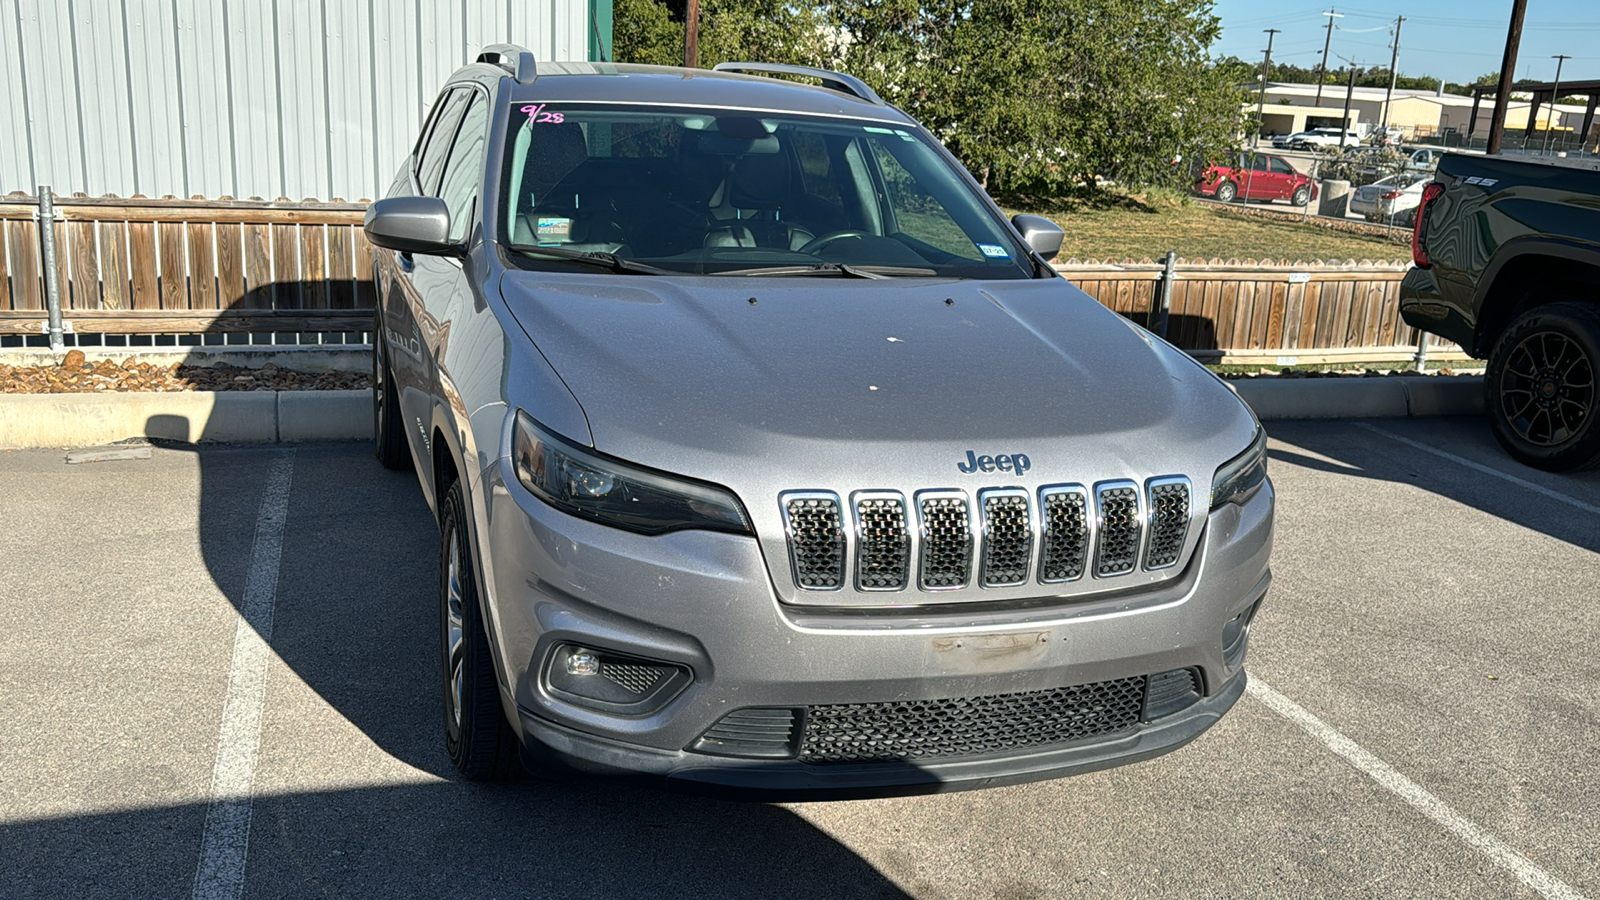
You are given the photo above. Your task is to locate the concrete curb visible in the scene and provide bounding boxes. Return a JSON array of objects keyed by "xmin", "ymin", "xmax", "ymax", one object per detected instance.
[
  {"xmin": 0, "ymin": 390, "xmax": 371, "ymax": 449},
  {"xmin": 0, "ymin": 379, "xmax": 1486, "ymax": 449}
]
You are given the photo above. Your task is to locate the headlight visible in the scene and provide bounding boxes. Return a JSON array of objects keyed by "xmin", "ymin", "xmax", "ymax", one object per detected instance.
[
  {"xmin": 512, "ymin": 411, "xmax": 752, "ymax": 536},
  {"xmin": 1210, "ymin": 427, "xmax": 1268, "ymax": 510}
]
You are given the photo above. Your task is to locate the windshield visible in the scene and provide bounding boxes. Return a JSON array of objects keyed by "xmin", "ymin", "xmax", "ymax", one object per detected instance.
[{"xmin": 499, "ymin": 105, "xmax": 1031, "ymax": 278}]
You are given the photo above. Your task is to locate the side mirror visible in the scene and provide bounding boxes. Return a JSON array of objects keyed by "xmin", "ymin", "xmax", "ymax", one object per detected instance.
[
  {"xmin": 364, "ymin": 196, "xmax": 453, "ymax": 255},
  {"xmin": 1011, "ymin": 214, "xmax": 1064, "ymax": 262}
]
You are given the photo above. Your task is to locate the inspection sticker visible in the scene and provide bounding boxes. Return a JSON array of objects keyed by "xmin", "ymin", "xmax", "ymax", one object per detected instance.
[
  {"xmin": 536, "ymin": 217, "xmax": 572, "ymax": 240},
  {"xmin": 976, "ymin": 243, "xmax": 1010, "ymax": 259}
]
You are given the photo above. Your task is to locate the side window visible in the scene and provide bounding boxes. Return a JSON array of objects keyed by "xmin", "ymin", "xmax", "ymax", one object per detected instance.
[
  {"xmin": 436, "ymin": 91, "xmax": 489, "ymax": 243},
  {"xmin": 1249, "ymin": 154, "xmax": 1271, "ymax": 172},
  {"xmin": 415, "ymin": 88, "xmax": 471, "ymax": 196},
  {"xmin": 866, "ymin": 137, "xmax": 979, "ymax": 259},
  {"xmin": 1269, "ymin": 157, "xmax": 1295, "ymax": 175},
  {"xmin": 791, "ymin": 131, "xmax": 842, "ymax": 206}
]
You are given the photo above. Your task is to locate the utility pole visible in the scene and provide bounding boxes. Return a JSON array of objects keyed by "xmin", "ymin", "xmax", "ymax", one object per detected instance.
[
  {"xmin": 1380, "ymin": 16, "xmax": 1404, "ymax": 139},
  {"xmin": 1544, "ymin": 54, "xmax": 1571, "ymax": 153},
  {"xmin": 1487, "ymin": 0, "xmax": 1528, "ymax": 155},
  {"xmin": 1256, "ymin": 28, "xmax": 1280, "ymax": 148},
  {"xmin": 1316, "ymin": 9, "xmax": 1344, "ymax": 106},
  {"xmin": 1342, "ymin": 61, "xmax": 1359, "ymax": 140},
  {"xmin": 685, "ymin": 0, "xmax": 700, "ymax": 68}
]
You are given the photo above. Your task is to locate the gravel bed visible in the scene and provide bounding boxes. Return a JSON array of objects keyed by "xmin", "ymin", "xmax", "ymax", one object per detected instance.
[{"xmin": 1, "ymin": 349, "xmax": 371, "ymax": 394}]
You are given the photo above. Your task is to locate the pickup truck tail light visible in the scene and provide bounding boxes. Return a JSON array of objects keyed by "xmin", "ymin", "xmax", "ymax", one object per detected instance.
[
  {"xmin": 1382, "ymin": 191, "xmax": 1403, "ymax": 200},
  {"xmin": 1412, "ymin": 182, "xmax": 1446, "ymax": 267}
]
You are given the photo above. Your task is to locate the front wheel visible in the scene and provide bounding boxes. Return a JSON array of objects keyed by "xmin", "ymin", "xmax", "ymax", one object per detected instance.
[
  {"xmin": 440, "ymin": 479, "xmax": 523, "ymax": 780},
  {"xmin": 1484, "ymin": 302, "xmax": 1600, "ymax": 471},
  {"xmin": 1214, "ymin": 181, "xmax": 1238, "ymax": 203},
  {"xmin": 1291, "ymin": 185, "xmax": 1311, "ymax": 207}
]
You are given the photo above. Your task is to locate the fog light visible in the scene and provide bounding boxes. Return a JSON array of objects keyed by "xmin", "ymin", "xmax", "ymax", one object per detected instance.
[{"xmin": 565, "ymin": 649, "xmax": 601, "ymax": 676}]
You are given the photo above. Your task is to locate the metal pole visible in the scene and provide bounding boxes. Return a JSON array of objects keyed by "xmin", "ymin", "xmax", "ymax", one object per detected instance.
[
  {"xmin": 1381, "ymin": 16, "xmax": 1404, "ymax": 139},
  {"xmin": 1151, "ymin": 250, "xmax": 1175, "ymax": 339},
  {"xmin": 1342, "ymin": 62, "xmax": 1358, "ymax": 141},
  {"xmin": 1487, "ymin": 0, "xmax": 1529, "ymax": 155},
  {"xmin": 38, "ymin": 185, "xmax": 64, "ymax": 353},
  {"xmin": 1316, "ymin": 10, "xmax": 1342, "ymax": 107},
  {"xmin": 1544, "ymin": 55, "xmax": 1569, "ymax": 154},
  {"xmin": 1256, "ymin": 29, "xmax": 1279, "ymax": 149},
  {"xmin": 1413, "ymin": 330, "xmax": 1429, "ymax": 372}
]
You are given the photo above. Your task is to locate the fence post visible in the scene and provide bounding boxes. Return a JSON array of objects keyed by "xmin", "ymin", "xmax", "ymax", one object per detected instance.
[
  {"xmin": 1150, "ymin": 250, "xmax": 1176, "ymax": 339},
  {"xmin": 38, "ymin": 186, "xmax": 65, "ymax": 352}
]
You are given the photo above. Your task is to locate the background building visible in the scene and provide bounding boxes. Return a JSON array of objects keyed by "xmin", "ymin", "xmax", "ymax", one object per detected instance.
[
  {"xmin": 1249, "ymin": 81, "xmax": 1590, "ymax": 143},
  {"xmin": 1, "ymin": 0, "xmax": 611, "ymax": 202}
]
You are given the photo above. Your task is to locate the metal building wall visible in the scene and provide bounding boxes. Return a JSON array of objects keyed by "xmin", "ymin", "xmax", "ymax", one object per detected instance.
[{"xmin": 1, "ymin": 0, "xmax": 607, "ymax": 202}]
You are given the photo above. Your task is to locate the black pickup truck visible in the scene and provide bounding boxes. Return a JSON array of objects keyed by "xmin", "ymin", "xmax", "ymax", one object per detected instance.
[{"xmin": 1401, "ymin": 153, "xmax": 1600, "ymax": 471}]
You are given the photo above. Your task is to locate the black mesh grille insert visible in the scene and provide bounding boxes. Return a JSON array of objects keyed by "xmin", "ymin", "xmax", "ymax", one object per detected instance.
[
  {"xmin": 918, "ymin": 496, "xmax": 972, "ymax": 589},
  {"xmin": 1145, "ymin": 481, "xmax": 1190, "ymax": 570},
  {"xmin": 786, "ymin": 496, "xmax": 845, "ymax": 589},
  {"xmin": 981, "ymin": 493, "xmax": 1033, "ymax": 587},
  {"xmin": 1095, "ymin": 485, "xmax": 1141, "ymax": 577},
  {"xmin": 601, "ymin": 662, "xmax": 667, "ymax": 695},
  {"xmin": 855, "ymin": 497, "xmax": 910, "ymax": 590},
  {"xmin": 1039, "ymin": 489, "xmax": 1089, "ymax": 582},
  {"xmin": 799, "ymin": 676, "xmax": 1146, "ymax": 763}
]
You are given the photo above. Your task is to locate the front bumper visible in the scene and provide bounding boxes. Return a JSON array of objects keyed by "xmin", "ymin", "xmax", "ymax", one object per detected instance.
[{"xmin": 475, "ymin": 458, "xmax": 1274, "ymax": 799}]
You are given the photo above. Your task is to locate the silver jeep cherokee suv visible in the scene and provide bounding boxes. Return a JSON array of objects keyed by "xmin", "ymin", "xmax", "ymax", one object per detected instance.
[{"xmin": 365, "ymin": 46, "xmax": 1273, "ymax": 800}]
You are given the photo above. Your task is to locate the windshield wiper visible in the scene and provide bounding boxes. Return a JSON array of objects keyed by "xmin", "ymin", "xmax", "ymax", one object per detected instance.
[
  {"xmin": 712, "ymin": 263, "xmax": 937, "ymax": 279},
  {"xmin": 509, "ymin": 244, "xmax": 675, "ymax": 275}
]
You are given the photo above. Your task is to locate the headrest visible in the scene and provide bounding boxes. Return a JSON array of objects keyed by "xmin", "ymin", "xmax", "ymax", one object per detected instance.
[
  {"xmin": 524, "ymin": 121, "xmax": 589, "ymax": 201},
  {"xmin": 728, "ymin": 151, "xmax": 791, "ymax": 210}
]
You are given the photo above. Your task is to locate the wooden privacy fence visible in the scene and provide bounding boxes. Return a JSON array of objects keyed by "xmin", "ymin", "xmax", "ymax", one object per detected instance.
[
  {"xmin": 1057, "ymin": 257, "xmax": 1464, "ymax": 363},
  {"xmin": 0, "ymin": 193, "xmax": 1452, "ymax": 361},
  {"xmin": 0, "ymin": 192, "xmax": 374, "ymax": 337}
]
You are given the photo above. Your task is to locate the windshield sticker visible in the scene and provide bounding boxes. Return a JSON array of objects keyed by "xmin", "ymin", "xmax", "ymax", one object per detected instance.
[
  {"xmin": 520, "ymin": 103, "xmax": 565, "ymax": 125},
  {"xmin": 536, "ymin": 217, "xmax": 573, "ymax": 240},
  {"xmin": 863, "ymin": 126, "xmax": 895, "ymax": 134},
  {"xmin": 976, "ymin": 243, "xmax": 1010, "ymax": 259}
]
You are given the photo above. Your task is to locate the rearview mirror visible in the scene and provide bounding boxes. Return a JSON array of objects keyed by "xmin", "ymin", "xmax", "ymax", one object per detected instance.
[
  {"xmin": 1011, "ymin": 214, "xmax": 1064, "ymax": 262},
  {"xmin": 364, "ymin": 196, "xmax": 454, "ymax": 255}
]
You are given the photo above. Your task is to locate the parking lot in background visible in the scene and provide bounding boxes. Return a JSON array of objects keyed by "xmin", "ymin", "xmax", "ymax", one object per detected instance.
[{"xmin": 1, "ymin": 417, "xmax": 1596, "ymax": 899}]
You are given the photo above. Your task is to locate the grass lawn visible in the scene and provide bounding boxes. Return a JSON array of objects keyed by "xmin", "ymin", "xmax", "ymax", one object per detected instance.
[{"xmin": 999, "ymin": 189, "xmax": 1410, "ymax": 264}]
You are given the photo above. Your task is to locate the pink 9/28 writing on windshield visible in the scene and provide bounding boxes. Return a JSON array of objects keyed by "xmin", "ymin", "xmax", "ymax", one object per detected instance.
[{"xmin": 521, "ymin": 104, "xmax": 565, "ymax": 124}]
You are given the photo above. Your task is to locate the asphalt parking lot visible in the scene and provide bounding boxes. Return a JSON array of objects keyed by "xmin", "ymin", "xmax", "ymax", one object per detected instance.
[{"xmin": 2, "ymin": 417, "xmax": 1597, "ymax": 899}]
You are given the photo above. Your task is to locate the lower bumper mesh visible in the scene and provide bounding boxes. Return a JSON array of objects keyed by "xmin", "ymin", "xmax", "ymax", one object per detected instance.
[{"xmin": 798, "ymin": 676, "xmax": 1146, "ymax": 763}]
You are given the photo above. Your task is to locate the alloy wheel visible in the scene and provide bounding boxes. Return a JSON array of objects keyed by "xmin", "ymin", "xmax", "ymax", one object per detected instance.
[
  {"xmin": 1498, "ymin": 330, "xmax": 1595, "ymax": 447},
  {"xmin": 445, "ymin": 529, "xmax": 466, "ymax": 731}
]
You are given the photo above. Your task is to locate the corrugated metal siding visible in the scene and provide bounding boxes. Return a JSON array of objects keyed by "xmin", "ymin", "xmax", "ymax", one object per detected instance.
[{"xmin": 1, "ymin": 0, "xmax": 598, "ymax": 202}]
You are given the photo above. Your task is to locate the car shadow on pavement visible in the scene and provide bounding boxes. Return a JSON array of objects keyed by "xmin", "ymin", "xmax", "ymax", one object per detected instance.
[
  {"xmin": 1264, "ymin": 419, "xmax": 1600, "ymax": 554},
  {"xmin": 0, "ymin": 439, "xmax": 912, "ymax": 899}
]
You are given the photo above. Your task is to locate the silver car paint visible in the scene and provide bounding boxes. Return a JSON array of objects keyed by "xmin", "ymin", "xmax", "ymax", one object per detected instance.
[{"xmin": 373, "ymin": 61, "xmax": 1274, "ymax": 792}]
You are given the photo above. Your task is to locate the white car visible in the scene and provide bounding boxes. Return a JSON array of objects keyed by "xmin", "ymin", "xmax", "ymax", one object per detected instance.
[
  {"xmin": 1349, "ymin": 171, "xmax": 1432, "ymax": 224},
  {"xmin": 1277, "ymin": 128, "xmax": 1361, "ymax": 150}
]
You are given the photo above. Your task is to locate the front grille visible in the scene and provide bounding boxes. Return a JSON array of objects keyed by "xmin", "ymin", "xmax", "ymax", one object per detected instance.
[
  {"xmin": 980, "ymin": 490, "xmax": 1033, "ymax": 587},
  {"xmin": 918, "ymin": 494, "xmax": 973, "ymax": 589},
  {"xmin": 783, "ymin": 494, "xmax": 845, "ymax": 590},
  {"xmin": 1038, "ymin": 486, "xmax": 1089, "ymax": 582},
  {"xmin": 1144, "ymin": 478, "xmax": 1191, "ymax": 570},
  {"xmin": 854, "ymin": 494, "xmax": 910, "ymax": 591},
  {"xmin": 1094, "ymin": 482, "xmax": 1142, "ymax": 577},
  {"xmin": 798, "ymin": 676, "xmax": 1146, "ymax": 763}
]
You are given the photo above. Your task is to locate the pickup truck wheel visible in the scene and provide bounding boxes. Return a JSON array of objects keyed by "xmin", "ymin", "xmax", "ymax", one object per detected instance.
[
  {"xmin": 1214, "ymin": 181, "xmax": 1238, "ymax": 203},
  {"xmin": 440, "ymin": 480, "xmax": 523, "ymax": 780},
  {"xmin": 372, "ymin": 326, "xmax": 411, "ymax": 470},
  {"xmin": 1291, "ymin": 186, "xmax": 1311, "ymax": 207},
  {"xmin": 1485, "ymin": 302, "xmax": 1600, "ymax": 471}
]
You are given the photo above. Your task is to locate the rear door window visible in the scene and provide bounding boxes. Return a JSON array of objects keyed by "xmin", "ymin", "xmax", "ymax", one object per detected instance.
[
  {"xmin": 436, "ymin": 90, "xmax": 490, "ymax": 243},
  {"xmin": 415, "ymin": 88, "xmax": 471, "ymax": 196}
]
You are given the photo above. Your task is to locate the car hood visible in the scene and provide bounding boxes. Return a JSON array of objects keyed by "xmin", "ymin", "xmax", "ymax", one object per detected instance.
[{"xmin": 497, "ymin": 270, "xmax": 1256, "ymax": 489}]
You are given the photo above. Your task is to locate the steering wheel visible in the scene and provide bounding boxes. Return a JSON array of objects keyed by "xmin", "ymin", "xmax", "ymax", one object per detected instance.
[{"xmin": 798, "ymin": 230, "xmax": 870, "ymax": 255}]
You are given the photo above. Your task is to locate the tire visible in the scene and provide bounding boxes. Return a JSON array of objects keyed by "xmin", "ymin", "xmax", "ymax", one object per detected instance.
[
  {"xmin": 372, "ymin": 313, "xmax": 410, "ymax": 471},
  {"xmin": 1214, "ymin": 181, "xmax": 1238, "ymax": 203},
  {"xmin": 1484, "ymin": 302, "xmax": 1600, "ymax": 472},
  {"xmin": 440, "ymin": 479, "xmax": 523, "ymax": 780},
  {"xmin": 1291, "ymin": 185, "xmax": 1311, "ymax": 207}
]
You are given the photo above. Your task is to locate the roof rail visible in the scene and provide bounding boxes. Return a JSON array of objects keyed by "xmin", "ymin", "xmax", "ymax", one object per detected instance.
[
  {"xmin": 712, "ymin": 62, "xmax": 884, "ymax": 105},
  {"xmin": 476, "ymin": 44, "xmax": 538, "ymax": 84}
]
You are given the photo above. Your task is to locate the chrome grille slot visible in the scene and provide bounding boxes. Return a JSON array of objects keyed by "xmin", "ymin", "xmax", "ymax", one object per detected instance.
[
  {"xmin": 1094, "ymin": 481, "xmax": 1141, "ymax": 577},
  {"xmin": 917, "ymin": 492, "xmax": 972, "ymax": 590},
  {"xmin": 1038, "ymin": 485, "xmax": 1090, "ymax": 583},
  {"xmin": 979, "ymin": 489, "xmax": 1033, "ymax": 587},
  {"xmin": 781, "ymin": 492, "xmax": 846, "ymax": 591},
  {"xmin": 1144, "ymin": 477, "xmax": 1191, "ymax": 570},
  {"xmin": 854, "ymin": 493, "xmax": 910, "ymax": 591}
]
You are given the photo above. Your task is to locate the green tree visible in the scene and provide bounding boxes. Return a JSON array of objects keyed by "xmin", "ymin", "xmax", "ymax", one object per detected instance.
[{"xmin": 614, "ymin": 0, "xmax": 830, "ymax": 69}]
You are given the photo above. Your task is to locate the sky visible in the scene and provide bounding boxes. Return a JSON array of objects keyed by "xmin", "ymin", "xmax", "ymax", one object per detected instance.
[{"xmin": 1208, "ymin": 0, "xmax": 1600, "ymax": 87}]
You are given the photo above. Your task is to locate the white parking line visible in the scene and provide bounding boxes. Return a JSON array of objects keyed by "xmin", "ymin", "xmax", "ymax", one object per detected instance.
[
  {"xmin": 1248, "ymin": 678, "xmax": 1589, "ymax": 900},
  {"xmin": 1355, "ymin": 422, "xmax": 1600, "ymax": 516},
  {"xmin": 191, "ymin": 451, "xmax": 295, "ymax": 900}
]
